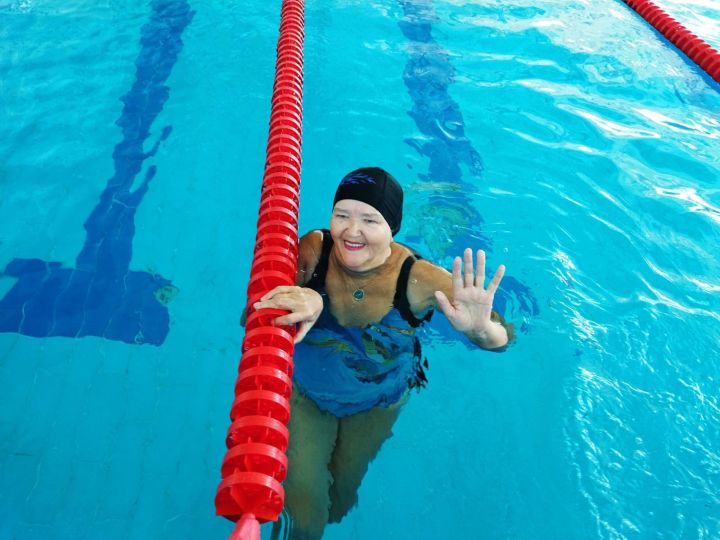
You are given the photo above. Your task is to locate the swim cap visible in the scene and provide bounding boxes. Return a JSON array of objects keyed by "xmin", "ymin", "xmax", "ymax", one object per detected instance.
[{"xmin": 333, "ymin": 167, "xmax": 403, "ymax": 235}]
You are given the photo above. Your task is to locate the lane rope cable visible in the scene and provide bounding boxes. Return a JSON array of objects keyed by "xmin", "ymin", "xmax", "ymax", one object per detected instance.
[
  {"xmin": 622, "ymin": 0, "xmax": 720, "ymax": 83},
  {"xmin": 214, "ymin": 1, "xmax": 305, "ymax": 539}
]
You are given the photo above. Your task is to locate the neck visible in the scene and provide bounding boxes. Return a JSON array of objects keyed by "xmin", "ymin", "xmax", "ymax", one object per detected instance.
[{"xmin": 332, "ymin": 244, "xmax": 393, "ymax": 277}]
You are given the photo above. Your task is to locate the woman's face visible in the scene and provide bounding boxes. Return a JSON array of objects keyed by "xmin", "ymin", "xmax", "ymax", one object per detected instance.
[{"xmin": 330, "ymin": 199, "xmax": 393, "ymax": 272}]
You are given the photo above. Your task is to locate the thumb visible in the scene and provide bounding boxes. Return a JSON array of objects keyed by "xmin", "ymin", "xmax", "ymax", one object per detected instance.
[
  {"xmin": 294, "ymin": 320, "xmax": 312, "ymax": 343},
  {"xmin": 434, "ymin": 291, "xmax": 454, "ymax": 317}
]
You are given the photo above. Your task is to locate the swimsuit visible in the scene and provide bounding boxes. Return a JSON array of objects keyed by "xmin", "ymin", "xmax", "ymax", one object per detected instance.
[{"xmin": 292, "ymin": 230, "xmax": 432, "ymax": 417}]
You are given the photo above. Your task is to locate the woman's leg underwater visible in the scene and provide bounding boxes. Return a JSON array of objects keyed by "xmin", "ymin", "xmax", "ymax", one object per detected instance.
[
  {"xmin": 273, "ymin": 389, "xmax": 339, "ymax": 540},
  {"xmin": 327, "ymin": 396, "xmax": 407, "ymax": 524}
]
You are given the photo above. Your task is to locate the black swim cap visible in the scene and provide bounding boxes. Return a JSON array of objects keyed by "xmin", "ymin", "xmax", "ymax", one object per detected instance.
[{"xmin": 333, "ymin": 167, "xmax": 403, "ymax": 235}]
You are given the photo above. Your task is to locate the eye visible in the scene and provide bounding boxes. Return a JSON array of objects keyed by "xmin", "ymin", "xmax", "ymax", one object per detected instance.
[{"xmin": 364, "ymin": 218, "xmax": 378, "ymax": 224}]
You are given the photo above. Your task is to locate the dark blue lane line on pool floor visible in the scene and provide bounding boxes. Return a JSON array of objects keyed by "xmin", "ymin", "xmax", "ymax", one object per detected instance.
[
  {"xmin": 398, "ymin": 0, "xmax": 539, "ymax": 323},
  {"xmin": 0, "ymin": 0, "xmax": 195, "ymax": 346}
]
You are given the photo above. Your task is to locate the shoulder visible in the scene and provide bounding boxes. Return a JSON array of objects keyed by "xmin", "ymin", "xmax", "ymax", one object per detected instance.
[
  {"xmin": 299, "ymin": 229, "xmax": 325, "ymax": 254},
  {"xmin": 409, "ymin": 258, "xmax": 450, "ymax": 281},
  {"xmin": 297, "ymin": 230, "xmax": 326, "ymax": 285}
]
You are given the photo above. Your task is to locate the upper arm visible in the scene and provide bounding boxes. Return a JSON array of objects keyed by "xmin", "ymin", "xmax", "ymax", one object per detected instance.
[
  {"xmin": 406, "ymin": 259, "xmax": 453, "ymax": 317},
  {"xmin": 296, "ymin": 230, "xmax": 324, "ymax": 286}
]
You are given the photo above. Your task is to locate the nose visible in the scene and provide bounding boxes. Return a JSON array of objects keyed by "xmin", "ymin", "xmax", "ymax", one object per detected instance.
[{"xmin": 347, "ymin": 218, "xmax": 361, "ymax": 237}]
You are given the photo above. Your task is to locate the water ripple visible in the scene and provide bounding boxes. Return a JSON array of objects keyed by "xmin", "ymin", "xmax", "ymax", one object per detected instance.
[{"xmin": 654, "ymin": 186, "xmax": 720, "ymax": 224}]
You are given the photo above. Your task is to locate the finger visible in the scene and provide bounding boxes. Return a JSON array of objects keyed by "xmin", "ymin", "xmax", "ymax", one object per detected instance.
[
  {"xmin": 434, "ymin": 291, "xmax": 455, "ymax": 317},
  {"xmin": 253, "ymin": 298, "xmax": 286, "ymax": 310},
  {"xmin": 252, "ymin": 300, "xmax": 275, "ymax": 310},
  {"xmin": 486, "ymin": 264, "xmax": 506, "ymax": 296},
  {"xmin": 294, "ymin": 321, "xmax": 312, "ymax": 343},
  {"xmin": 260, "ymin": 285, "xmax": 299, "ymax": 301},
  {"xmin": 273, "ymin": 311, "xmax": 308, "ymax": 325},
  {"xmin": 452, "ymin": 256, "xmax": 462, "ymax": 292},
  {"xmin": 260, "ymin": 285, "xmax": 298, "ymax": 302},
  {"xmin": 254, "ymin": 297, "xmax": 300, "ymax": 312},
  {"xmin": 463, "ymin": 248, "xmax": 474, "ymax": 287},
  {"xmin": 475, "ymin": 249, "xmax": 486, "ymax": 288}
]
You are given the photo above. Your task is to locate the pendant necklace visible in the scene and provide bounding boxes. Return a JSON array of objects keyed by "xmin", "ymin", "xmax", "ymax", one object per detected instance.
[
  {"xmin": 347, "ymin": 271, "xmax": 380, "ymax": 302},
  {"xmin": 353, "ymin": 288, "xmax": 366, "ymax": 301},
  {"xmin": 334, "ymin": 247, "xmax": 392, "ymax": 302}
]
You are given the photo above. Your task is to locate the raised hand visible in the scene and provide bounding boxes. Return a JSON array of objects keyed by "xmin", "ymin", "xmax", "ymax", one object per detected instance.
[{"xmin": 434, "ymin": 248, "xmax": 506, "ymax": 344}]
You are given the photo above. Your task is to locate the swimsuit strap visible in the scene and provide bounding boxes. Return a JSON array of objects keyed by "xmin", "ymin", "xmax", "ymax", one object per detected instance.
[
  {"xmin": 305, "ymin": 229, "xmax": 332, "ymax": 291},
  {"xmin": 393, "ymin": 255, "xmax": 434, "ymax": 328},
  {"xmin": 304, "ymin": 230, "xmax": 433, "ymax": 328}
]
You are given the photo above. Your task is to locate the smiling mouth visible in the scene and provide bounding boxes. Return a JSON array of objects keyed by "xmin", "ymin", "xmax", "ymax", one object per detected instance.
[{"xmin": 344, "ymin": 240, "xmax": 366, "ymax": 251}]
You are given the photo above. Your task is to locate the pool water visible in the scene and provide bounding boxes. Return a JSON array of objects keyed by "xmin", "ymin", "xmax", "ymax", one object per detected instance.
[{"xmin": 1, "ymin": 1, "xmax": 719, "ymax": 539}]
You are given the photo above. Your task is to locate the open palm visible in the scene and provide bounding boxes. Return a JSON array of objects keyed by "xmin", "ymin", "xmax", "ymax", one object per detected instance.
[{"xmin": 434, "ymin": 248, "xmax": 505, "ymax": 335}]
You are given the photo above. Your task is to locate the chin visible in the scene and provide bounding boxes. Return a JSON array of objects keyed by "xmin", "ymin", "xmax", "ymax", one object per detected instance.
[{"xmin": 340, "ymin": 253, "xmax": 368, "ymax": 270}]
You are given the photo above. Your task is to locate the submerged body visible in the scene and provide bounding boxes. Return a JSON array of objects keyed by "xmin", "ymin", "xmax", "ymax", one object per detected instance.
[
  {"xmin": 257, "ymin": 168, "xmax": 511, "ymax": 539},
  {"xmin": 293, "ymin": 230, "xmax": 431, "ymax": 417}
]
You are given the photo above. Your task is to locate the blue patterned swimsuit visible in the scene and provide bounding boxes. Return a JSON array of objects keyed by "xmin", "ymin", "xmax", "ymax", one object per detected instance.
[{"xmin": 292, "ymin": 230, "xmax": 432, "ymax": 417}]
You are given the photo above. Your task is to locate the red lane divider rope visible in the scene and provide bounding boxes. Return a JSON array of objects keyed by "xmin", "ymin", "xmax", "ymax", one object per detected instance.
[
  {"xmin": 623, "ymin": 0, "xmax": 720, "ymax": 83},
  {"xmin": 215, "ymin": 1, "xmax": 305, "ymax": 539}
]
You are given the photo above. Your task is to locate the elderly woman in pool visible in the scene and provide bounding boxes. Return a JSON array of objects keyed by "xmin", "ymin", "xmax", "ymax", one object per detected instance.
[{"xmin": 256, "ymin": 167, "xmax": 511, "ymax": 539}]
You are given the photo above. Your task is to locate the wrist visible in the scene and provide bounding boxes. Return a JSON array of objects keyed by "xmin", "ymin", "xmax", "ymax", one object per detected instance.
[{"xmin": 466, "ymin": 321, "xmax": 508, "ymax": 350}]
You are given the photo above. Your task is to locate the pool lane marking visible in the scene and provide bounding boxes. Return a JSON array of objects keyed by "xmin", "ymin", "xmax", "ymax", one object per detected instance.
[
  {"xmin": 398, "ymin": 0, "xmax": 539, "ymax": 322},
  {"xmin": 0, "ymin": 0, "xmax": 195, "ymax": 345}
]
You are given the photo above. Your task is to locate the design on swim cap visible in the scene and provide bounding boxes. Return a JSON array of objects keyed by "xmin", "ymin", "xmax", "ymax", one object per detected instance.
[{"xmin": 339, "ymin": 173, "xmax": 377, "ymax": 186}]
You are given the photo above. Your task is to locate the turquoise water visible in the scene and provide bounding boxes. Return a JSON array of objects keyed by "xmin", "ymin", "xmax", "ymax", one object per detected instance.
[{"xmin": 1, "ymin": 1, "xmax": 719, "ymax": 539}]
